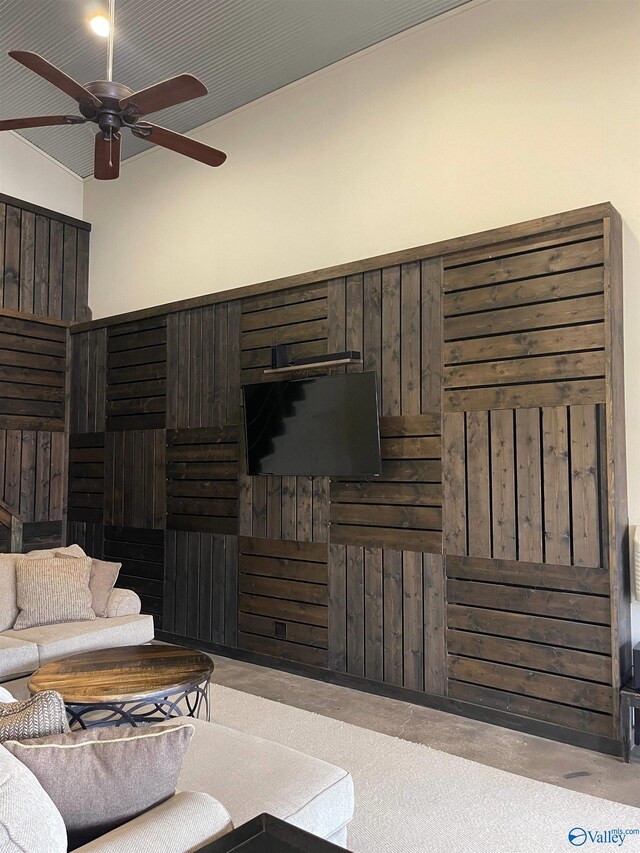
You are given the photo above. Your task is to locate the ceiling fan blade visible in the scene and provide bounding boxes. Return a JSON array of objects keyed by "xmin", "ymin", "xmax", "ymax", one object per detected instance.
[
  {"xmin": 8, "ymin": 51, "xmax": 101, "ymax": 109},
  {"xmin": 119, "ymin": 74, "xmax": 207, "ymax": 116},
  {"xmin": 131, "ymin": 122, "xmax": 226, "ymax": 167},
  {"xmin": 0, "ymin": 115, "xmax": 85, "ymax": 131},
  {"xmin": 94, "ymin": 132, "xmax": 121, "ymax": 181}
]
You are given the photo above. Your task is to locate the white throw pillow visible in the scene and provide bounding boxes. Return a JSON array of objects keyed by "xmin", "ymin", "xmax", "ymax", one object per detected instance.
[{"xmin": 0, "ymin": 687, "xmax": 14, "ymax": 704}]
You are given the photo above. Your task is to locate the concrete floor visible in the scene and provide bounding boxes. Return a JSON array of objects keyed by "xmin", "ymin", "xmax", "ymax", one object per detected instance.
[{"xmin": 208, "ymin": 653, "xmax": 640, "ymax": 809}]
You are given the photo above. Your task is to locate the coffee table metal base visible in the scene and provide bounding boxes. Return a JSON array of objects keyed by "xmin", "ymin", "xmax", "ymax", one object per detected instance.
[{"xmin": 66, "ymin": 676, "xmax": 210, "ymax": 729}]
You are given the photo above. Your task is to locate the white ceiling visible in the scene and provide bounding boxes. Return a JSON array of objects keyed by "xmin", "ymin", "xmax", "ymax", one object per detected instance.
[{"xmin": 0, "ymin": 0, "xmax": 470, "ymax": 178}]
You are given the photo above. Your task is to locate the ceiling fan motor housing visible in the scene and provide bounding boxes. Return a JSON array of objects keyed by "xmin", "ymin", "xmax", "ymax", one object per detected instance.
[{"xmin": 81, "ymin": 80, "xmax": 137, "ymax": 135}]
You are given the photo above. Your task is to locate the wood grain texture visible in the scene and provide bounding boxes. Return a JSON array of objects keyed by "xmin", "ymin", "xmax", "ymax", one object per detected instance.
[
  {"xmin": 238, "ymin": 536, "xmax": 328, "ymax": 667},
  {"xmin": 29, "ymin": 644, "xmax": 212, "ymax": 703}
]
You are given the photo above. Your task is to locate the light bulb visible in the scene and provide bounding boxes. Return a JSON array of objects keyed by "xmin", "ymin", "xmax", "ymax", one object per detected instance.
[{"xmin": 89, "ymin": 15, "xmax": 110, "ymax": 37}]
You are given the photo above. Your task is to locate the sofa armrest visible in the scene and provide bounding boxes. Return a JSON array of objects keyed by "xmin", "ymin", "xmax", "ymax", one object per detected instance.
[
  {"xmin": 73, "ymin": 792, "xmax": 233, "ymax": 853},
  {"xmin": 105, "ymin": 588, "xmax": 142, "ymax": 618}
]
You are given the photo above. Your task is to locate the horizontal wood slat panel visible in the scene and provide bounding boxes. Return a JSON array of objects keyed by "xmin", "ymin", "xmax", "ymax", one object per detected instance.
[
  {"xmin": 238, "ymin": 631, "xmax": 328, "ymax": 667},
  {"xmin": 166, "ymin": 427, "xmax": 239, "ymax": 534},
  {"xmin": 330, "ymin": 414, "xmax": 442, "ymax": 552},
  {"xmin": 448, "ymin": 681, "xmax": 612, "ymax": 738},
  {"xmin": 446, "ymin": 603, "xmax": 611, "ymax": 653},
  {"xmin": 443, "ymin": 266, "xmax": 604, "ymax": 316},
  {"xmin": 446, "ymin": 555, "xmax": 609, "ymax": 595},
  {"xmin": 240, "ymin": 284, "xmax": 329, "ymax": 387},
  {"xmin": 67, "ymin": 434, "xmax": 104, "ymax": 523},
  {"xmin": 444, "ymin": 238, "xmax": 603, "ymax": 291},
  {"xmin": 106, "ymin": 320, "xmax": 167, "ymax": 431},
  {"xmin": 104, "ymin": 526, "xmax": 164, "ymax": 625},
  {"xmin": 444, "ymin": 324, "xmax": 605, "ymax": 366},
  {"xmin": 0, "ymin": 312, "xmax": 67, "ymax": 432},
  {"xmin": 239, "ymin": 537, "xmax": 328, "ymax": 664},
  {"xmin": 448, "ymin": 656, "xmax": 612, "ymax": 713},
  {"xmin": 447, "ymin": 579, "xmax": 610, "ymax": 624},
  {"xmin": 447, "ymin": 630, "xmax": 610, "ymax": 683}
]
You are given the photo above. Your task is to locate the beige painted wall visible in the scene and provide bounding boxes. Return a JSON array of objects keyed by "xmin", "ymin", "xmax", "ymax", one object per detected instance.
[
  {"xmin": 0, "ymin": 132, "xmax": 84, "ymax": 219},
  {"xmin": 84, "ymin": 0, "xmax": 640, "ymax": 632}
]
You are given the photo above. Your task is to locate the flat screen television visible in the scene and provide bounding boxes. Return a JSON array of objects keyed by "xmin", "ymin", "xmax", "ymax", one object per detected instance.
[{"xmin": 243, "ymin": 371, "xmax": 381, "ymax": 477}]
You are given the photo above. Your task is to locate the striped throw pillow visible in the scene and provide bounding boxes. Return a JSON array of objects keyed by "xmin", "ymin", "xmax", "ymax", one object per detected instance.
[{"xmin": 13, "ymin": 557, "xmax": 95, "ymax": 630}]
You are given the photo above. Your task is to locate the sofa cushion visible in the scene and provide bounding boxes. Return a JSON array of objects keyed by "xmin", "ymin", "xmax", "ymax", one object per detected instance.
[
  {"xmin": 89, "ymin": 560, "xmax": 121, "ymax": 617},
  {"xmin": 0, "ymin": 743, "xmax": 67, "ymax": 853},
  {"xmin": 72, "ymin": 792, "xmax": 233, "ymax": 853},
  {"xmin": 0, "ymin": 634, "xmax": 39, "ymax": 678},
  {"xmin": 4, "ymin": 722, "xmax": 194, "ymax": 850},
  {"xmin": 169, "ymin": 717, "xmax": 354, "ymax": 840},
  {"xmin": 2, "ymin": 614, "xmax": 155, "ymax": 663},
  {"xmin": 0, "ymin": 689, "xmax": 69, "ymax": 742},
  {"xmin": 14, "ymin": 556, "xmax": 95, "ymax": 630},
  {"xmin": 0, "ymin": 555, "xmax": 18, "ymax": 632}
]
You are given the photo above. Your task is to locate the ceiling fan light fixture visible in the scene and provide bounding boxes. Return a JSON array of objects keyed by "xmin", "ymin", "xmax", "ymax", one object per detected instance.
[{"xmin": 89, "ymin": 15, "xmax": 110, "ymax": 38}]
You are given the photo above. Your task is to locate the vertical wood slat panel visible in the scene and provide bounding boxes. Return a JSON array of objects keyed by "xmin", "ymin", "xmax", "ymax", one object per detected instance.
[
  {"xmin": 490, "ymin": 409, "xmax": 517, "ymax": 560},
  {"xmin": 328, "ymin": 542, "xmax": 347, "ymax": 672},
  {"xmin": 381, "ymin": 266, "xmax": 400, "ymax": 417},
  {"xmin": 364, "ymin": 547, "xmax": 383, "ymax": 682},
  {"xmin": 383, "ymin": 549, "xmax": 403, "ymax": 686},
  {"xmin": 465, "ymin": 411, "xmax": 491, "ymax": 558},
  {"xmin": 443, "ymin": 411, "xmax": 466, "ymax": 556},
  {"xmin": 401, "ymin": 262, "xmax": 421, "ymax": 415},
  {"xmin": 48, "ymin": 220, "xmax": 64, "ymax": 320},
  {"xmin": 570, "ymin": 404, "xmax": 601, "ymax": 567},
  {"xmin": 542, "ymin": 406, "xmax": 572, "ymax": 566},
  {"xmin": 3, "ymin": 206, "xmax": 21, "ymax": 310},
  {"xmin": 225, "ymin": 534, "xmax": 239, "ymax": 647},
  {"xmin": 33, "ymin": 215, "xmax": 50, "ymax": 316},
  {"xmin": 424, "ymin": 552, "xmax": 447, "ymax": 695},
  {"xmin": 19, "ymin": 211, "xmax": 35, "ymax": 315},
  {"xmin": 516, "ymin": 408, "xmax": 543, "ymax": 562},
  {"xmin": 421, "ymin": 258, "xmax": 442, "ymax": 415},
  {"xmin": 0, "ymin": 198, "xmax": 89, "ymax": 321},
  {"xmin": 363, "ymin": 270, "xmax": 382, "ymax": 402},
  {"xmin": 62, "ymin": 225, "xmax": 77, "ymax": 322},
  {"xmin": 403, "ymin": 550, "xmax": 424, "ymax": 690},
  {"xmin": 346, "ymin": 545, "xmax": 364, "ymax": 676}
]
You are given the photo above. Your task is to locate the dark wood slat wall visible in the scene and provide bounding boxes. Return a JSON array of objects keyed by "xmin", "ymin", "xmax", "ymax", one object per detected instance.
[
  {"xmin": 0, "ymin": 311, "xmax": 68, "ymax": 553},
  {"xmin": 166, "ymin": 427, "xmax": 238, "ymax": 533},
  {"xmin": 0, "ymin": 195, "xmax": 91, "ymax": 323},
  {"xmin": 163, "ymin": 530, "xmax": 237, "ymax": 645},
  {"xmin": 103, "ymin": 527, "xmax": 164, "ymax": 623},
  {"xmin": 67, "ymin": 203, "xmax": 629, "ymax": 755},
  {"xmin": 237, "ymin": 536, "xmax": 328, "ymax": 667}
]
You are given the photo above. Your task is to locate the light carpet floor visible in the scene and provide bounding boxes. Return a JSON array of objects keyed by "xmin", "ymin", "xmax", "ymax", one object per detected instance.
[{"xmin": 210, "ymin": 684, "xmax": 640, "ymax": 853}]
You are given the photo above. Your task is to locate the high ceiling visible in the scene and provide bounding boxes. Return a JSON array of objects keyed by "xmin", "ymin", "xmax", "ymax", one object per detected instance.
[{"xmin": 0, "ymin": 0, "xmax": 470, "ymax": 178}]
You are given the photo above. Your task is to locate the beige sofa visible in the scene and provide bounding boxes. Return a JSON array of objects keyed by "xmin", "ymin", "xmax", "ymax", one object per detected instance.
[
  {"xmin": 0, "ymin": 716, "xmax": 354, "ymax": 851},
  {"xmin": 0, "ymin": 553, "xmax": 155, "ymax": 680}
]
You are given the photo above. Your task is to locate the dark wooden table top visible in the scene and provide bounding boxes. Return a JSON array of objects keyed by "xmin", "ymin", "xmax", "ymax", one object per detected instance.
[
  {"xmin": 29, "ymin": 644, "xmax": 214, "ymax": 703},
  {"xmin": 194, "ymin": 814, "xmax": 344, "ymax": 852}
]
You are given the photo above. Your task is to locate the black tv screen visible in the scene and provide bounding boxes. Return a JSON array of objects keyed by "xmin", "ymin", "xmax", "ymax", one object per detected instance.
[{"xmin": 243, "ymin": 372, "xmax": 381, "ymax": 477}]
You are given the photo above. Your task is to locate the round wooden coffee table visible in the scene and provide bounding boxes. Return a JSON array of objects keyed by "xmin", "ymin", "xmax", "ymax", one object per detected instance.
[{"xmin": 29, "ymin": 644, "xmax": 214, "ymax": 729}]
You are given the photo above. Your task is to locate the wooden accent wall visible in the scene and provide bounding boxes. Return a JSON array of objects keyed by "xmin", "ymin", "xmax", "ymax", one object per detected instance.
[
  {"xmin": 0, "ymin": 194, "xmax": 90, "ymax": 322},
  {"xmin": 0, "ymin": 311, "xmax": 68, "ymax": 550},
  {"xmin": 0, "ymin": 195, "xmax": 91, "ymax": 552},
  {"xmin": 68, "ymin": 202, "xmax": 629, "ymax": 755}
]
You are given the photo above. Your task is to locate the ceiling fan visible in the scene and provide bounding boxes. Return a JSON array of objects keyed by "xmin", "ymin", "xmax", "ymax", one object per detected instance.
[{"xmin": 0, "ymin": 0, "xmax": 226, "ymax": 180}]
